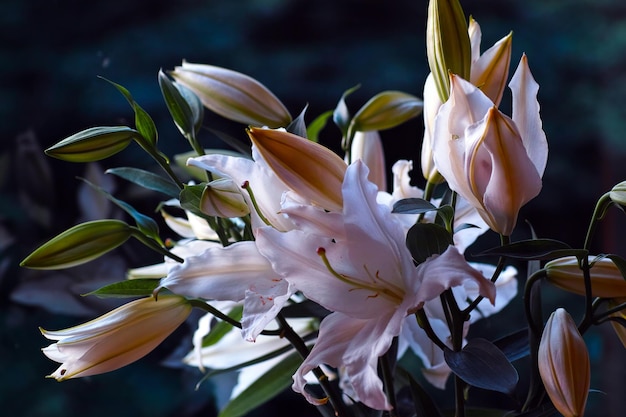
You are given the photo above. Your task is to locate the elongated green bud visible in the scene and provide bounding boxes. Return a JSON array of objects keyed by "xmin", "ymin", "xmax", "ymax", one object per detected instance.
[
  {"xmin": 21, "ymin": 219, "xmax": 133, "ymax": 270},
  {"xmin": 426, "ymin": 0, "xmax": 471, "ymax": 102},
  {"xmin": 350, "ymin": 91, "xmax": 423, "ymax": 133},
  {"xmin": 45, "ymin": 126, "xmax": 139, "ymax": 162}
]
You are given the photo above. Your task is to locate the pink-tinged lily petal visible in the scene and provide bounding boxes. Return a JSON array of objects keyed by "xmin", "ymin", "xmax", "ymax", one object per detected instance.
[
  {"xmin": 413, "ymin": 246, "xmax": 495, "ymax": 311},
  {"xmin": 470, "ymin": 32, "xmax": 513, "ymax": 106},
  {"xmin": 509, "ymin": 54, "xmax": 548, "ymax": 176},
  {"xmin": 466, "ymin": 108, "xmax": 542, "ymax": 235},
  {"xmin": 292, "ymin": 311, "xmax": 400, "ymax": 410},
  {"xmin": 468, "ymin": 17, "xmax": 482, "ymax": 64},
  {"xmin": 188, "ymin": 150, "xmax": 293, "ymax": 231},
  {"xmin": 398, "ymin": 315, "xmax": 456, "ymax": 389},
  {"xmin": 350, "ymin": 130, "xmax": 387, "ymax": 191},
  {"xmin": 159, "ymin": 241, "xmax": 292, "ymax": 341},
  {"xmin": 248, "ymin": 127, "xmax": 347, "ymax": 212},
  {"xmin": 421, "ymin": 73, "xmax": 444, "ymax": 183}
]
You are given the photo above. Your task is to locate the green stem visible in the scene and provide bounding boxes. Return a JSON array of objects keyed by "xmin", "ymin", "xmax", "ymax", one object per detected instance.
[
  {"xmin": 415, "ymin": 310, "xmax": 447, "ymax": 351},
  {"xmin": 131, "ymin": 230, "xmax": 184, "ymax": 263},
  {"xmin": 188, "ymin": 299, "xmax": 283, "ymax": 337},
  {"xmin": 521, "ymin": 269, "xmax": 546, "ymax": 412},
  {"xmin": 583, "ymin": 192, "xmax": 612, "ymax": 251},
  {"xmin": 275, "ymin": 314, "xmax": 352, "ymax": 417}
]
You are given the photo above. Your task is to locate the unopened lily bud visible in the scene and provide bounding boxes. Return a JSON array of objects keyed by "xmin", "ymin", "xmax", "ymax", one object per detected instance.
[
  {"xmin": 349, "ymin": 131, "xmax": 387, "ymax": 191},
  {"xmin": 426, "ymin": 0, "xmax": 471, "ymax": 102},
  {"xmin": 170, "ymin": 62, "xmax": 291, "ymax": 128},
  {"xmin": 41, "ymin": 295, "xmax": 191, "ymax": 381},
  {"xmin": 609, "ymin": 181, "xmax": 626, "ymax": 206},
  {"xmin": 45, "ymin": 126, "xmax": 139, "ymax": 162},
  {"xmin": 200, "ymin": 178, "xmax": 249, "ymax": 218},
  {"xmin": 539, "ymin": 308, "xmax": 590, "ymax": 417},
  {"xmin": 248, "ymin": 127, "xmax": 347, "ymax": 211},
  {"xmin": 545, "ymin": 256, "xmax": 626, "ymax": 298}
]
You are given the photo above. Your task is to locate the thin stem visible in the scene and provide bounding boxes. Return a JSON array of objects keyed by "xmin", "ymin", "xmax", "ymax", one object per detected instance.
[
  {"xmin": 188, "ymin": 299, "xmax": 283, "ymax": 337},
  {"xmin": 379, "ymin": 352, "xmax": 398, "ymax": 417},
  {"xmin": 275, "ymin": 314, "xmax": 352, "ymax": 417},
  {"xmin": 132, "ymin": 230, "xmax": 185, "ymax": 263},
  {"xmin": 415, "ymin": 310, "xmax": 447, "ymax": 351},
  {"xmin": 583, "ymin": 192, "xmax": 612, "ymax": 251}
]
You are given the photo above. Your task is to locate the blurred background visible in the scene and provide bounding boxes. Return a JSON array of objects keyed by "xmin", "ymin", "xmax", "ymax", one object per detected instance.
[{"xmin": 2, "ymin": 0, "xmax": 626, "ymax": 416}]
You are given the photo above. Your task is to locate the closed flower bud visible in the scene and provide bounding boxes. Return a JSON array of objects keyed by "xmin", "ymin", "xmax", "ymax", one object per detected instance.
[
  {"xmin": 45, "ymin": 126, "xmax": 139, "ymax": 162},
  {"xmin": 545, "ymin": 256, "xmax": 626, "ymax": 298},
  {"xmin": 170, "ymin": 62, "xmax": 291, "ymax": 128},
  {"xmin": 200, "ymin": 178, "xmax": 250, "ymax": 218},
  {"xmin": 349, "ymin": 131, "xmax": 387, "ymax": 191},
  {"xmin": 609, "ymin": 181, "xmax": 626, "ymax": 206},
  {"xmin": 41, "ymin": 295, "xmax": 192, "ymax": 381},
  {"xmin": 248, "ymin": 127, "xmax": 347, "ymax": 211},
  {"xmin": 539, "ymin": 308, "xmax": 590, "ymax": 417}
]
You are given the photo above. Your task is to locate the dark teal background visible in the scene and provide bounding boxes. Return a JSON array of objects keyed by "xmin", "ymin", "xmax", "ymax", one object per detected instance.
[{"xmin": 2, "ymin": 0, "xmax": 626, "ymax": 416}]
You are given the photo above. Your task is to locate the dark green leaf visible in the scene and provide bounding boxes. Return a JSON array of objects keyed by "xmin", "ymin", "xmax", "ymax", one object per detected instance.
[
  {"xmin": 281, "ymin": 299, "xmax": 331, "ymax": 319},
  {"xmin": 406, "ymin": 223, "xmax": 453, "ymax": 264},
  {"xmin": 20, "ymin": 220, "xmax": 133, "ymax": 270},
  {"xmin": 84, "ymin": 278, "xmax": 160, "ymax": 298},
  {"xmin": 180, "ymin": 183, "xmax": 208, "ymax": 218},
  {"xmin": 286, "ymin": 105, "xmax": 308, "ymax": 138},
  {"xmin": 158, "ymin": 69, "xmax": 203, "ymax": 137},
  {"xmin": 477, "ymin": 239, "xmax": 585, "ymax": 260},
  {"xmin": 444, "ymin": 338, "xmax": 518, "ymax": 395},
  {"xmin": 307, "ymin": 110, "xmax": 333, "ymax": 143},
  {"xmin": 218, "ymin": 351, "xmax": 302, "ymax": 417},
  {"xmin": 100, "ymin": 76, "xmax": 158, "ymax": 146},
  {"xmin": 492, "ymin": 329, "xmax": 530, "ymax": 362},
  {"xmin": 392, "ymin": 198, "xmax": 437, "ymax": 214},
  {"xmin": 106, "ymin": 167, "xmax": 180, "ymax": 198},
  {"xmin": 333, "ymin": 84, "xmax": 360, "ymax": 137}
]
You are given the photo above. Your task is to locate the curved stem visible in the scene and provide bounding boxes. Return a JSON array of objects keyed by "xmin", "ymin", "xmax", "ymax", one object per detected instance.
[
  {"xmin": 188, "ymin": 299, "xmax": 283, "ymax": 337},
  {"xmin": 583, "ymin": 192, "xmax": 612, "ymax": 251}
]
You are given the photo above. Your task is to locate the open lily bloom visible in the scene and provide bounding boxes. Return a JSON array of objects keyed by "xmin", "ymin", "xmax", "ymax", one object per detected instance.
[
  {"xmin": 257, "ymin": 161, "xmax": 495, "ymax": 410},
  {"xmin": 431, "ymin": 56, "xmax": 547, "ymax": 236}
]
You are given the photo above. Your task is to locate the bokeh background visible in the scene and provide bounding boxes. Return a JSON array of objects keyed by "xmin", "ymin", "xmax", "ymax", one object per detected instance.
[{"xmin": 2, "ymin": 0, "xmax": 626, "ymax": 416}]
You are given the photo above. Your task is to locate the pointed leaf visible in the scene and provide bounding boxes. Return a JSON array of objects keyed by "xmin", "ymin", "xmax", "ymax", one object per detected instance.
[
  {"xmin": 406, "ymin": 223, "xmax": 453, "ymax": 264},
  {"xmin": 84, "ymin": 278, "xmax": 160, "ymax": 298},
  {"xmin": 158, "ymin": 69, "xmax": 204, "ymax": 137},
  {"xmin": 100, "ymin": 77, "xmax": 158, "ymax": 146},
  {"xmin": 392, "ymin": 198, "xmax": 437, "ymax": 214},
  {"xmin": 333, "ymin": 84, "xmax": 360, "ymax": 137},
  {"xmin": 399, "ymin": 368, "xmax": 443, "ymax": 417},
  {"xmin": 180, "ymin": 183, "xmax": 209, "ymax": 218},
  {"xmin": 45, "ymin": 126, "xmax": 138, "ymax": 162},
  {"xmin": 605, "ymin": 254, "xmax": 626, "ymax": 281},
  {"xmin": 493, "ymin": 329, "xmax": 530, "ymax": 362},
  {"xmin": 444, "ymin": 338, "xmax": 518, "ymax": 395},
  {"xmin": 218, "ymin": 351, "xmax": 302, "ymax": 417},
  {"xmin": 307, "ymin": 110, "xmax": 333, "ymax": 143},
  {"xmin": 477, "ymin": 239, "xmax": 586, "ymax": 260},
  {"xmin": 106, "ymin": 167, "xmax": 180, "ymax": 198},
  {"xmin": 20, "ymin": 220, "xmax": 133, "ymax": 270}
]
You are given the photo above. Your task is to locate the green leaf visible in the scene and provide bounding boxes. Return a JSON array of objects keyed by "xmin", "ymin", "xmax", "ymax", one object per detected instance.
[
  {"xmin": 202, "ymin": 305, "xmax": 243, "ymax": 348},
  {"xmin": 79, "ymin": 177, "xmax": 161, "ymax": 242},
  {"xmin": 84, "ymin": 278, "xmax": 160, "ymax": 298},
  {"xmin": 286, "ymin": 105, "xmax": 308, "ymax": 139},
  {"xmin": 444, "ymin": 338, "xmax": 518, "ymax": 395},
  {"xmin": 392, "ymin": 198, "xmax": 437, "ymax": 214},
  {"xmin": 218, "ymin": 350, "xmax": 302, "ymax": 417},
  {"xmin": 180, "ymin": 183, "xmax": 208, "ymax": 218},
  {"xmin": 100, "ymin": 77, "xmax": 158, "ymax": 146},
  {"xmin": 106, "ymin": 167, "xmax": 180, "ymax": 198},
  {"xmin": 477, "ymin": 239, "xmax": 586, "ymax": 261},
  {"xmin": 332, "ymin": 84, "xmax": 360, "ymax": 137},
  {"xmin": 350, "ymin": 90, "xmax": 423, "ymax": 133},
  {"xmin": 45, "ymin": 126, "xmax": 138, "ymax": 162},
  {"xmin": 158, "ymin": 69, "xmax": 204, "ymax": 138},
  {"xmin": 492, "ymin": 329, "xmax": 530, "ymax": 362},
  {"xmin": 406, "ymin": 223, "xmax": 453, "ymax": 264},
  {"xmin": 306, "ymin": 110, "xmax": 333, "ymax": 143},
  {"xmin": 20, "ymin": 220, "xmax": 133, "ymax": 270}
]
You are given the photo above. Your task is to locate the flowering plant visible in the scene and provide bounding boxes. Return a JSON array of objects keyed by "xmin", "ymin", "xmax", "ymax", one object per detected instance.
[{"xmin": 19, "ymin": 0, "xmax": 626, "ymax": 416}]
